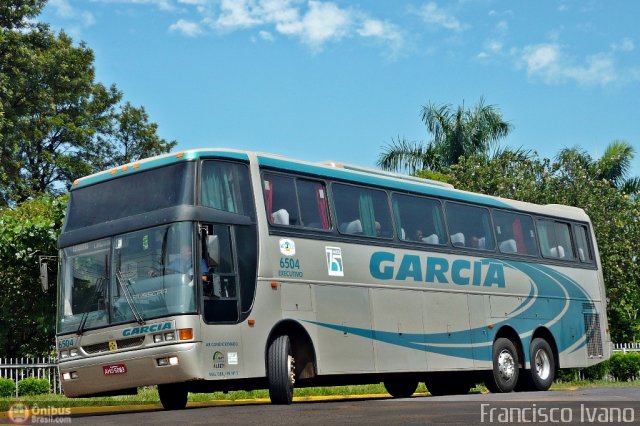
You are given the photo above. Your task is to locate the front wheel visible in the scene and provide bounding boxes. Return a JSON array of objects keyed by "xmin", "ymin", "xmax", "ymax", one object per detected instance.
[
  {"xmin": 484, "ymin": 337, "xmax": 519, "ymax": 393},
  {"xmin": 383, "ymin": 378, "xmax": 418, "ymax": 398},
  {"xmin": 158, "ymin": 383, "xmax": 188, "ymax": 410},
  {"xmin": 267, "ymin": 335, "xmax": 295, "ymax": 404}
]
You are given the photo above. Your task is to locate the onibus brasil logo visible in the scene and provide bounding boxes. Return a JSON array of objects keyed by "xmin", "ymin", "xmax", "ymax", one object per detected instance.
[{"xmin": 7, "ymin": 402, "xmax": 71, "ymax": 424}]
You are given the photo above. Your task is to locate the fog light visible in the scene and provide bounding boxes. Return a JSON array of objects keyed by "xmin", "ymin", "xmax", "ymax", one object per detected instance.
[
  {"xmin": 153, "ymin": 334, "xmax": 164, "ymax": 343},
  {"xmin": 69, "ymin": 349, "xmax": 79, "ymax": 357},
  {"xmin": 169, "ymin": 357, "xmax": 179, "ymax": 366},
  {"xmin": 71, "ymin": 372, "xmax": 79, "ymax": 379},
  {"xmin": 178, "ymin": 328, "xmax": 193, "ymax": 341},
  {"xmin": 157, "ymin": 357, "xmax": 169, "ymax": 366},
  {"xmin": 62, "ymin": 372, "xmax": 71, "ymax": 381},
  {"xmin": 164, "ymin": 332, "xmax": 176, "ymax": 342}
]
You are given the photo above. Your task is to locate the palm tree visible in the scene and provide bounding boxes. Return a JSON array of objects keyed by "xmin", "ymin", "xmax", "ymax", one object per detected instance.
[
  {"xmin": 377, "ymin": 97, "xmax": 512, "ymax": 174},
  {"xmin": 557, "ymin": 140, "xmax": 640, "ymax": 195}
]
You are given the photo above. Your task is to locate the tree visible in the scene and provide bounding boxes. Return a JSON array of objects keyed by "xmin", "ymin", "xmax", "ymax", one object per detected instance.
[
  {"xmin": 377, "ymin": 97, "xmax": 512, "ymax": 173},
  {"xmin": 0, "ymin": 1, "xmax": 176, "ymax": 205},
  {"xmin": 0, "ymin": 195, "xmax": 66, "ymax": 357},
  {"xmin": 557, "ymin": 140, "xmax": 640, "ymax": 196}
]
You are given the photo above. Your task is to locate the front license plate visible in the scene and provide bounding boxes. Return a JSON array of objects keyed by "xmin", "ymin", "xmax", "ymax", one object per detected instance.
[{"xmin": 103, "ymin": 364, "xmax": 127, "ymax": 376}]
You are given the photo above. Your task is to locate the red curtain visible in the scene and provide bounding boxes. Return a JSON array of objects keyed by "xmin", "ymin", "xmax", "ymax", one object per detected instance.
[
  {"xmin": 264, "ymin": 178, "xmax": 273, "ymax": 222},
  {"xmin": 316, "ymin": 184, "xmax": 330, "ymax": 230},
  {"xmin": 513, "ymin": 218, "xmax": 525, "ymax": 254}
]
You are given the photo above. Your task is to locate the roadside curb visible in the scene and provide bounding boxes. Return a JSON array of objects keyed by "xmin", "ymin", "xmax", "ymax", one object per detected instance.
[{"xmin": 1, "ymin": 393, "xmax": 429, "ymax": 418}]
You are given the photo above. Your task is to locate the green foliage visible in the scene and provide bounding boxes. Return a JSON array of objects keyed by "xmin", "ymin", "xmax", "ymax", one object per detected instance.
[
  {"xmin": 0, "ymin": 2, "xmax": 176, "ymax": 205},
  {"xmin": 581, "ymin": 360, "xmax": 610, "ymax": 380},
  {"xmin": 17, "ymin": 378, "xmax": 50, "ymax": 396},
  {"xmin": 378, "ymin": 97, "xmax": 512, "ymax": 173},
  {"xmin": 0, "ymin": 195, "xmax": 66, "ymax": 357},
  {"xmin": 609, "ymin": 352, "xmax": 640, "ymax": 381},
  {"xmin": 0, "ymin": 378, "xmax": 16, "ymax": 397}
]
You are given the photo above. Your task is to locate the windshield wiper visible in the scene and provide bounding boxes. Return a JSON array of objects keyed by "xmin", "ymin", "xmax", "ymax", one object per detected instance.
[
  {"xmin": 116, "ymin": 271, "xmax": 145, "ymax": 325},
  {"xmin": 76, "ymin": 276, "xmax": 105, "ymax": 336}
]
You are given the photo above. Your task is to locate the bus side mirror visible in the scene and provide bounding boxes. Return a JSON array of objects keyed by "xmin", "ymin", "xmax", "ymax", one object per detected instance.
[
  {"xmin": 39, "ymin": 256, "xmax": 57, "ymax": 292},
  {"xmin": 206, "ymin": 235, "xmax": 220, "ymax": 267},
  {"xmin": 40, "ymin": 262, "xmax": 49, "ymax": 292}
]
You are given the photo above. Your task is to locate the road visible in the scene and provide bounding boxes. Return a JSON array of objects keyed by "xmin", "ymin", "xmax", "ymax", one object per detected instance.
[{"xmin": 66, "ymin": 387, "xmax": 640, "ymax": 425}]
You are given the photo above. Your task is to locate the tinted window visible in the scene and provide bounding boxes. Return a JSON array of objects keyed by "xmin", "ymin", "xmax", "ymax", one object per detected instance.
[
  {"xmin": 392, "ymin": 193, "xmax": 446, "ymax": 245},
  {"xmin": 445, "ymin": 202, "xmax": 495, "ymax": 250},
  {"xmin": 537, "ymin": 220, "xmax": 575, "ymax": 260},
  {"xmin": 263, "ymin": 174, "xmax": 330, "ymax": 230},
  {"xmin": 66, "ymin": 162, "xmax": 194, "ymax": 231},
  {"xmin": 574, "ymin": 224, "xmax": 593, "ymax": 263},
  {"xmin": 263, "ymin": 174, "xmax": 299, "ymax": 226},
  {"xmin": 333, "ymin": 184, "xmax": 392, "ymax": 238},
  {"xmin": 201, "ymin": 161, "xmax": 255, "ymax": 219},
  {"xmin": 493, "ymin": 210, "xmax": 538, "ymax": 256}
]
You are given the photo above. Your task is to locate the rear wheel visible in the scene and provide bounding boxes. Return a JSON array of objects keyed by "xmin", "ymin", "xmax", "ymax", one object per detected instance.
[
  {"xmin": 158, "ymin": 383, "xmax": 188, "ymax": 410},
  {"xmin": 383, "ymin": 378, "xmax": 418, "ymax": 398},
  {"xmin": 529, "ymin": 338, "xmax": 555, "ymax": 391},
  {"xmin": 267, "ymin": 335, "xmax": 295, "ymax": 404},
  {"xmin": 484, "ymin": 337, "xmax": 519, "ymax": 393}
]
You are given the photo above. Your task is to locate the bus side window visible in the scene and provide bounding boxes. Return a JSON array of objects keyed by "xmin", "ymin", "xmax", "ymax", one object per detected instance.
[
  {"xmin": 493, "ymin": 210, "xmax": 538, "ymax": 256},
  {"xmin": 264, "ymin": 174, "xmax": 299, "ymax": 226},
  {"xmin": 445, "ymin": 202, "xmax": 495, "ymax": 251},
  {"xmin": 392, "ymin": 193, "xmax": 446, "ymax": 245},
  {"xmin": 537, "ymin": 220, "xmax": 575, "ymax": 260},
  {"xmin": 333, "ymin": 184, "xmax": 393, "ymax": 238},
  {"xmin": 297, "ymin": 179, "xmax": 331, "ymax": 230},
  {"xmin": 574, "ymin": 224, "xmax": 593, "ymax": 263}
]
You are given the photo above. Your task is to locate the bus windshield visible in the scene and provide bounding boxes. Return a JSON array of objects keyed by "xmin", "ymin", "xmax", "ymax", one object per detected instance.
[
  {"xmin": 58, "ymin": 222, "xmax": 197, "ymax": 334},
  {"xmin": 64, "ymin": 162, "xmax": 194, "ymax": 231}
]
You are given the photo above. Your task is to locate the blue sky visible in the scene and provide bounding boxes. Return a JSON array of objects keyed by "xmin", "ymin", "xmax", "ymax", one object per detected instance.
[{"xmin": 41, "ymin": 1, "xmax": 640, "ymax": 178}]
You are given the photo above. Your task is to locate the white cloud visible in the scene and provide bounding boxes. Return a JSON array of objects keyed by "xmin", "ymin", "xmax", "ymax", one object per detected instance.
[
  {"xmin": 611, "ymin": 37, "xmax": 634, "ymax": 52},
  {"xmin": 169, "ymin": 19, "xmax": 203, "ymax": 37},
  {"xmin": 215, "ymin": 0, "xmax": 263, "ymax": 29},
  {"xmin": 522, "ymin": 44, "xmax": 560, "ymax": 74},
  {"xmin": 50, "ymin": 0, "xmax": 96, "ymax": 27},
  {"xmin": 519, "ymin": 43, "xmax": 621, "ymax": 86},
  {"xmin": 419, "ymin": 2, "xmax": 463, "ymax": 32},
  {"xmin": 259, "ymin": 30, "xmax": 274, "ymax": 41},
  {"xmin": 195, "ymin": 0, "xmax": 402, "ymax": 52},
  {"xmin": 94, "ymin": 0, "xmax": 176, "ymax": 12}
]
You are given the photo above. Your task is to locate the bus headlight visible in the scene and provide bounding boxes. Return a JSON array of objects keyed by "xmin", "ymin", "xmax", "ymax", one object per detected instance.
[
  {"xmin": 153, "ymin": 334, "xmax": 164, "ymax": 343},
  {"xmin": 164, "ymin": 332, "xmax": 176, "ymax": 342},
  {"xmin": 59, "ymin": 350, "xmax": 70, "ymax": 359},
  {"xmin": 69, "ymin": 349, "xmax": 79, "ymax": 357}
]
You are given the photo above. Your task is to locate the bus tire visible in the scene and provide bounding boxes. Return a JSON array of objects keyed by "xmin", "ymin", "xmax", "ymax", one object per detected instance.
[
  {"xmin": 485, "ymin": 337, "xmax": 519, "ymax": 393},
  {"xmin": 267, "ymin": 335, "xmax": 295, "ymax": 404},
  {"xmin": 383, "ymin": 378, "xmax": 418, "ymax": 398},
  {"xmin": 529, "ymin": 338, "xmax": 555, "ymax": 391},
  {"xmin": 424, "ymin": 374, "xmax": 472, "ymax": 396},
  {"xmin": 158, "ymin": 383, "xmax": 188, "ymax": 410}
]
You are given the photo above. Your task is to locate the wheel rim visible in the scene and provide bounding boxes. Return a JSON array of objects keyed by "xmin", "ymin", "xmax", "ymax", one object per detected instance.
[
  {"xmin": 534, "ymin": 349, "xmax": 551, "ymax": 381},
  {"xmin": 287, "ymin": 354, "xmax": 296, "ymax": 388},
  {"xmin": 497, "ymin": 349, "xmax": 516, "ymax": 381}
]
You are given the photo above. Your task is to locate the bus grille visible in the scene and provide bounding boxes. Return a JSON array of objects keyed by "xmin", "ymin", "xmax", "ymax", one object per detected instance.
[
  {"xmin": 83, "ymin": 337, "xmax": 145, "ymax": 354},
  {"xmin": 583, "ymin": 312, "xmax": 603, "ymax": 357}
]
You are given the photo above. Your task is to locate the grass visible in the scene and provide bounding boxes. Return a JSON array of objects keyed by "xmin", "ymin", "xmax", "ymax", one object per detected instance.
[{"xmin": 1, "ymin": 380, "xmax": 638, "ymax": 411}]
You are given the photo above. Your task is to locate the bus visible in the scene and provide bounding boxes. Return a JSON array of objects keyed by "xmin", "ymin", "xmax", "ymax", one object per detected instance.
[{"xmin": 55, "ymin": 149, "xmax": 611, "ymax": 409}]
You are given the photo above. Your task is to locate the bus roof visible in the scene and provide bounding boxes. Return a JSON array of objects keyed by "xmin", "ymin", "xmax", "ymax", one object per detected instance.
[{"xmin": 70, "ymin": 148, "xmax": 590, "ymax": 222}]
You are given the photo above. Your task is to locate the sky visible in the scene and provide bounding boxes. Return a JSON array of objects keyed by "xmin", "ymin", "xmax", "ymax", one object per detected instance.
[{"xmin": 41, "ymin": 0, "xmax": 640, "ymax": 178}]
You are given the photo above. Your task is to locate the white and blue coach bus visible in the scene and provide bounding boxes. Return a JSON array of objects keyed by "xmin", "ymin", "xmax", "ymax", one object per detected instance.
[{"xmin": 55, "ymin": 149, "xmax": 610, "ymax": 409}]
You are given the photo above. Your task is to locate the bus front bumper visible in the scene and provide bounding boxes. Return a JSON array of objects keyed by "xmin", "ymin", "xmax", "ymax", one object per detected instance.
[{"xmin": 58, "ymin": 342, "xmax": 202, "ymax": 397}]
